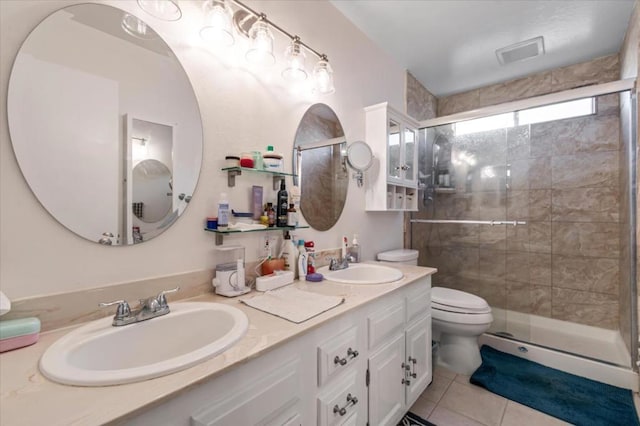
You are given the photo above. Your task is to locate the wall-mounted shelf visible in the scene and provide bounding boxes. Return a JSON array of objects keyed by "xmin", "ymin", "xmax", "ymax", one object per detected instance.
[
  {"xmin": 222, "ymin": 167, "xmax": 297, "ymax": 189},
  {"xmin": 205, "ymin": 225, "xmax": 309, "ymax": 245}
]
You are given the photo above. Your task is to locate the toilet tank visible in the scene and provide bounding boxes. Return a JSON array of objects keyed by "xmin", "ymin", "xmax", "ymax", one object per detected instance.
[{"xmin": 377, "ymin": 249, "xmax": 419, "ymax": 265}]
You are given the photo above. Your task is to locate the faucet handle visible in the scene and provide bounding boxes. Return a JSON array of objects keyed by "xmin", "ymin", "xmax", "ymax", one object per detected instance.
[
  {"xmin": 156, "ymin": 286, "xmax": 180, "ymax": 308},
  {"xmin": 99, "ymin": 300, "xmax": 131, "ymax": 320}
]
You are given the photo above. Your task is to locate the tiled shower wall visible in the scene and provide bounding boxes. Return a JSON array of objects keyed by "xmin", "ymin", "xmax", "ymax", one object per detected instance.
[{"xmin": 409, "ymin": 54, "xmax": 626, "ymax": 331}]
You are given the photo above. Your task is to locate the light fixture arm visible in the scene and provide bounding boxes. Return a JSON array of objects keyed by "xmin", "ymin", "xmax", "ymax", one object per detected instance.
[{"xmin": 231, "ymin": 0, "xmax": 326, "ymax": 61}]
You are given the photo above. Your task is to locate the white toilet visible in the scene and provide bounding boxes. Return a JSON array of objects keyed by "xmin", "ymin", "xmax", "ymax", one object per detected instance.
[
  {"xmin": 431, "ymin": 287, "xmax": 493, "ymax": 375},
  {"xmin": 376, "ymin": 249, "xmax": 419, "ymax": 265},
  {"xmin": 376, "ymin": 249, "xmax": 493, "ymax": 375}
]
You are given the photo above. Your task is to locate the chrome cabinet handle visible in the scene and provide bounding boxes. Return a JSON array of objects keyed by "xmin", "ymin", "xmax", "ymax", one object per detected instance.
[
  {"xmin": 402, "ymin": 378, "xmax": 411, "ymax": 386},
  {"xmin": 334, "ymin": 355, "xmax": 347, "ymax": 366},
  {"xmin": 333, "ymin": 393, "xmax": 358, "ymax": 416},
  {"xmin": 347, "ymin": 347, "xmax": 359, "ymax": 359},
  {"xmin": 408, "ymin": 356, "xmax": 417, "ymax": 378}
]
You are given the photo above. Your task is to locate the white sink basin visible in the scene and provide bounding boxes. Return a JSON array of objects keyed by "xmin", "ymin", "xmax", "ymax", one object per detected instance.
[
  {"xmin": 40, "ymin": 302, "xmax": 248, "ymax": 386},
  {"xmin": 319, "ymin": 263, "xmax": 403, "ymax": 284}
]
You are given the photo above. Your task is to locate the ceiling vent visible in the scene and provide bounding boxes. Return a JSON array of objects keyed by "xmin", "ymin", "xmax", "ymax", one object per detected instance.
[{"xmin": 496, "ymin": 36, "xmax": 545, "ymax": 65}]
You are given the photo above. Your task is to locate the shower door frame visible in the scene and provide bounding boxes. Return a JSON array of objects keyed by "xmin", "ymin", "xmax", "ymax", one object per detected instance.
[{"xmin": 416, "ymin": 78, "xmax": 638, "ymax": 371}]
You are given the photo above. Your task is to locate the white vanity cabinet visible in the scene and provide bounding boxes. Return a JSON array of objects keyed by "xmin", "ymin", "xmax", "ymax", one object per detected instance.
[
  {"xmin": 364, "ymin": 102, "xmax": 420, "ymax": 211},
  {"xmin": 367, "ymin": 285, "xmax": 432, "ymax": 426},
  {"xmin": 123, "ymin": 276, "xmax": 431, "ymax": 426}
]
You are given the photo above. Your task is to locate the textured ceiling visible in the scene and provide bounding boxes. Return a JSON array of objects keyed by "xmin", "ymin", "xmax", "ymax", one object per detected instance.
[{"xmin": 330, "ymin": 0, "xmax": 635, "ymax": 97}]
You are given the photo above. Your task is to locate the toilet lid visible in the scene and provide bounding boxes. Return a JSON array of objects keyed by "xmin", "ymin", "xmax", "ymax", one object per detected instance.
[
  {"xmin": 431, "ymin": 287, "xmax": 490, "ymax": 313},
  {"xmin": 377, "ymin": 249, "xmax": 419, "ymax": 262}
]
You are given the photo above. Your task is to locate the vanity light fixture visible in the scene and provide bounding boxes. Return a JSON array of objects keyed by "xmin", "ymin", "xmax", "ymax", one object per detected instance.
[
  {"xmin": 225, "ymin": 0, "xmax": 335, "ymax": 93},
  {"xmin": 282, "ymin": 36, "xmax": 307, "ymax": 82},
  {"xmin": 245, "ymin": 14, "xmax": 275, "ymax": 66},
  {"xmin": 200, "ymin": 0, "xmax": 234, "ymax": 46},
  {"xmin": 137, "ymin": 0, "xmax": 182, "ymax": 22},
  {"xmin": 312, "ymin": 54, "xmax": 335, "ymax": 95}
]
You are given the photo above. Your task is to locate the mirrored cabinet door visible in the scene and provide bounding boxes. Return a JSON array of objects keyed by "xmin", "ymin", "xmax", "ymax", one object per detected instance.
[
  {"xmin": 403, "ymin": 127, "xmax": 417, "ymax": 184},
  {"xmin": 388, "ymin": 119, "xmax": 401, "ymax": 180}
]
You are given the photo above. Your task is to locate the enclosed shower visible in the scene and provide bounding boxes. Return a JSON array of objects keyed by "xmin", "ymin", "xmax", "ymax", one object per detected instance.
[{"xmin": 411, "ymin": 80, "xmax": 638, "ymax": 389}]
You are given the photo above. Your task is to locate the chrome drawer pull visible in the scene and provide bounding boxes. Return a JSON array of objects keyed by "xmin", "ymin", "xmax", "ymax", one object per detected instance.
[
  {"xmin": 333, "ymin": 393, "xmax": 358, "ymax": 416},
  {"xmin": 334, "ymin": 355, "xmax": 347, "ymax": 366}
]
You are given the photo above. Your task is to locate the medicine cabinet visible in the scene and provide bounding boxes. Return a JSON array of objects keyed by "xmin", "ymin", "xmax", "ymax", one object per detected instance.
[{"xmin": 364, "ymin": 102, "xmax": 419, "ymax": 211}]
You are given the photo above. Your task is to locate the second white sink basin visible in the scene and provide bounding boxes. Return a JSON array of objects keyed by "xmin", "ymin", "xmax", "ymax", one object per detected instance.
[
  {"xmin": 319, "ymin": 263, "xmax": 403, "ymax": 284},
  {"xmin": 40, "ymin": 302, "xmax": 248, "ymax": 386}
]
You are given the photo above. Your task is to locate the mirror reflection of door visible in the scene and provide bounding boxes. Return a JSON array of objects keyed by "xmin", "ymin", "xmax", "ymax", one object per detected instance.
[{"xmin": 125, "ymin": 117, "xmax": 174, "ymax": 243}]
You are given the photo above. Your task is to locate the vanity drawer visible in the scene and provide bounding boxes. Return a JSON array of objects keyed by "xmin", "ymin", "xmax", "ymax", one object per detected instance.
[
  {"xmin": 317, "ymin": 371, "xmax": 361, "ymax": 426},
  {"xmin": 318, "ymin": 326, "xmax": 360, "ymax": 386},
  {"xmin": 367, "ymin": 298, "xmax": 405, "ymax": 350},
  {"xmin": 406, "ymin": 286, "xmax": 430, "ymax": 325}
]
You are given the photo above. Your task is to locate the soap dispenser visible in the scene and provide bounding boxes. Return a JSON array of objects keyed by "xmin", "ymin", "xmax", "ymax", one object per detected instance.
[{"xmin": 348, "ymin": 234, "xmax": 361, "ymax": 263}]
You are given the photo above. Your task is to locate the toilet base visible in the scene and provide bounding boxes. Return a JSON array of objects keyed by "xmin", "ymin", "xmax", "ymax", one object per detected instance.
[{"xmin": 436, "ymin": 333, "xmax": 482, "ymax": 375}]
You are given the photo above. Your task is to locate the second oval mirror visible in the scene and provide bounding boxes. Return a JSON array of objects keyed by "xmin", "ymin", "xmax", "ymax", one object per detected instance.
[{"xmin": 293, "ymin": 104, "xmax": 348, "ymax": 231}]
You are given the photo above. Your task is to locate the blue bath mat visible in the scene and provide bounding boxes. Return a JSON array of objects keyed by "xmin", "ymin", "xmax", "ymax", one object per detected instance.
[{"xmin": 470, "ymin": 345, "xmax": 640, "ymax": 426}]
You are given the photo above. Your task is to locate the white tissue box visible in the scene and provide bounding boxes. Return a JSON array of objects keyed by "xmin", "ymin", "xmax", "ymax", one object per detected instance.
[{"xmin": 256, "ymin": 271, "xmax": 294, "ymax": 291}]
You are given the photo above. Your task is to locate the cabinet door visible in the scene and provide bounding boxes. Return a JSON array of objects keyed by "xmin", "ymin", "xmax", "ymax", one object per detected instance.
[
  {"xmin": 404, "ymin": 314, "xmax": 432, "ymax": 407},
  {"xmin": 191, "ymin": 359, "xmax": 302, "ymax": 426},
  {"xmin": 402, "ymin": 126, "xmax": 417, "ymax": 185},
  {"xmin": 387, "ymin": 119, "xmax": 402, "ymax": 181},
  {"xmin": 368, "ymin": 333, "xmax": 405, "ymax": 426}
]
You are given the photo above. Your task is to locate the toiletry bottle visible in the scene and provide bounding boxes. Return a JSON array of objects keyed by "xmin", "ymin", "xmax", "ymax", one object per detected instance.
[
  {"xmin": 267, "ymin": 203, "xmax": 275, "ymax": 227},
  {"xmin": 287, "ymin": 204, "xmax": 297, "ymax": 227},
  {"xmin": 297, "ymin": 240, "xmax": 307, "ymax": 280},
  {"xmin": 236, "ymin": 258, "xmax": 245, "ymax": 291},
  {"xmin": 349, "ymin": 234, "xmax": 361, "ymax": 263},
  {"xmin": 217, "ymin": 192, "xmax": 229, "ymax": 229},
  {"xmin": 341, "ymin": 236, "xmax": 348, "ymax": 259},
  {"xmin": 282, "ymin": 231, "xmax": 297, "ymax": 275},
  {"xmin": 305, "ymin": 241, "xmax": 315, "ymax": 274},
  {"xmin": 276, "ymin": 180, "xmax": 288, "ymax": 227}
]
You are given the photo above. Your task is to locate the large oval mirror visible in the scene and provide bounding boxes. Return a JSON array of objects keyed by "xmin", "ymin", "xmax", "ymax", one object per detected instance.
[
  {"xmin": 7, "ymin": 3, "xmax": 203, "ymax": 245},
  {"xmin": 293, "ymin": 104, "xmax": 348, "ymax": 231}
]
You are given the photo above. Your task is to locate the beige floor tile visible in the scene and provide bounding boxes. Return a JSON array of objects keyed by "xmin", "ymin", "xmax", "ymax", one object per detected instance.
[
  {"xmin": 438, "ymin": 382, "xmax": 508, "ymax": 426},
  {"xmin": 434, "ymin": 365, "xmax": 457, "ymax": 380},
  {"xmin": 421, "ymin": 371, "xmax": 454, "ymax": 403},
  {"xmin": 428, "ymin": 406, "xmax": 485, "ymax": 426},
  {"xmin": 454, "ymin": 373, "xmax": 471, "ymax": 385},
  {"xmin": 501, "ymin": 401, "xmax": 570, "ymax": 426},
  {"xmin": 410, "ymin": 394, "xmax": 437, "ymax": 420}
]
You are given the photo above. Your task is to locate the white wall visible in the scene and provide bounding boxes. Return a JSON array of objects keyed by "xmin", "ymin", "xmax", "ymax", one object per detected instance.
[{"xmin": 0, "ymin": 0, "xmax": 406, "ymax": 299}]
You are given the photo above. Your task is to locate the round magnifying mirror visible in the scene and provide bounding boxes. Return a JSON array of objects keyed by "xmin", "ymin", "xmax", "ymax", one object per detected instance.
[{"xmin": 346, "ymin": 141, "xmax": 373, "ymax": 171}]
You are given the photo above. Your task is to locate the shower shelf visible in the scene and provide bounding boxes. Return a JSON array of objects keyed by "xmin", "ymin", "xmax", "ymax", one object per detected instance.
[{"xmin": 435, "ymin": 187, "xmax": 456, "ymax": 194}]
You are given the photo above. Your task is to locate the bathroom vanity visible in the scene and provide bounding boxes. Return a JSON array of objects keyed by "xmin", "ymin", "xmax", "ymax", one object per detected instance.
[{"xmin": 0, "ymin": 264, "xmax": 435, "ymax": 426}]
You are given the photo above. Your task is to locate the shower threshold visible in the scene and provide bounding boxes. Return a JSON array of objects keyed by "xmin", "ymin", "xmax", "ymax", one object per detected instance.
[{"xmin": 481, "ymin": 308, "xmax": 637, "ymax": 391}]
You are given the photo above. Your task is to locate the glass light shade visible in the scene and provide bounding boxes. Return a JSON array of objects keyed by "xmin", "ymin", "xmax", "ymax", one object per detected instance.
[
  {"xmin": 245, "ymin": 20, "xmax": 275, "ymax": 66},
  {"xmin": 200, "ymin": 0, "xmax": 234, "ymax": 46},
  {"xmin": 282, "ymin": 39, "xmax": 307, "ymax": 82},
  {"xmin": 313, "ymin": 57, "xmax": 335, "ymax": 94},
  {"xmin": 137, "ymin": 0, "xmax": 182, "ymax": 21},
  {"xmin": 121, "ymin": 14, "xmax": 156, "ymax": 40}
]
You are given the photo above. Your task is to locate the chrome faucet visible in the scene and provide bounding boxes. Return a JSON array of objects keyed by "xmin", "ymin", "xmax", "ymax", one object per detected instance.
[
  {"xmin": 99, "ymin": 287, "xmax": 180, "ymax": 326},
  {"xmin": 329, "ymin": 257, "xmax": 349, "ymax": 271}
]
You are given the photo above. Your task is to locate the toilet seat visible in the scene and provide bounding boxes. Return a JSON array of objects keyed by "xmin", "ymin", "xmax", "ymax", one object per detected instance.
[
  {"xmin": 431, "ymin": 287, "xmax": 490, "ymax": 313},
  {"xmin": 431, "ymin": 307, "xmax": 493, "ymax": 325}
]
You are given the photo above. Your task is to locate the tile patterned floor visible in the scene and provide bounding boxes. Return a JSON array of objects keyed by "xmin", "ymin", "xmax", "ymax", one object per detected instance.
[{"xmin": 409, "ymin": 365, "xmax": 640, "ymax": 426}]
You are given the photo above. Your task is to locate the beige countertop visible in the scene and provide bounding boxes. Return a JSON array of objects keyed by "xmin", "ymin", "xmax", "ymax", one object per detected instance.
[{"xmin": 0, "ymin": 264, "xmax": 436, "ymax": 426}]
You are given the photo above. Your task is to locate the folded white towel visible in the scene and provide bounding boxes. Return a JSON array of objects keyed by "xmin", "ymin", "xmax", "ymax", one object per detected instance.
[{"xmin": 241, "ymin": 286, "xmax": 344, "ymax": 323}]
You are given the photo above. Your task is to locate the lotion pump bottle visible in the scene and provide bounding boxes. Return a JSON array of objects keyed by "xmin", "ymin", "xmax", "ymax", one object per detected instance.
[
  {"xmin": 282, "ymin": 231, "xmax": 297, "ymax": 276},
  {"xmin": 297, "ymin": 240, "xmax": 307, "ymax": 281}
]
